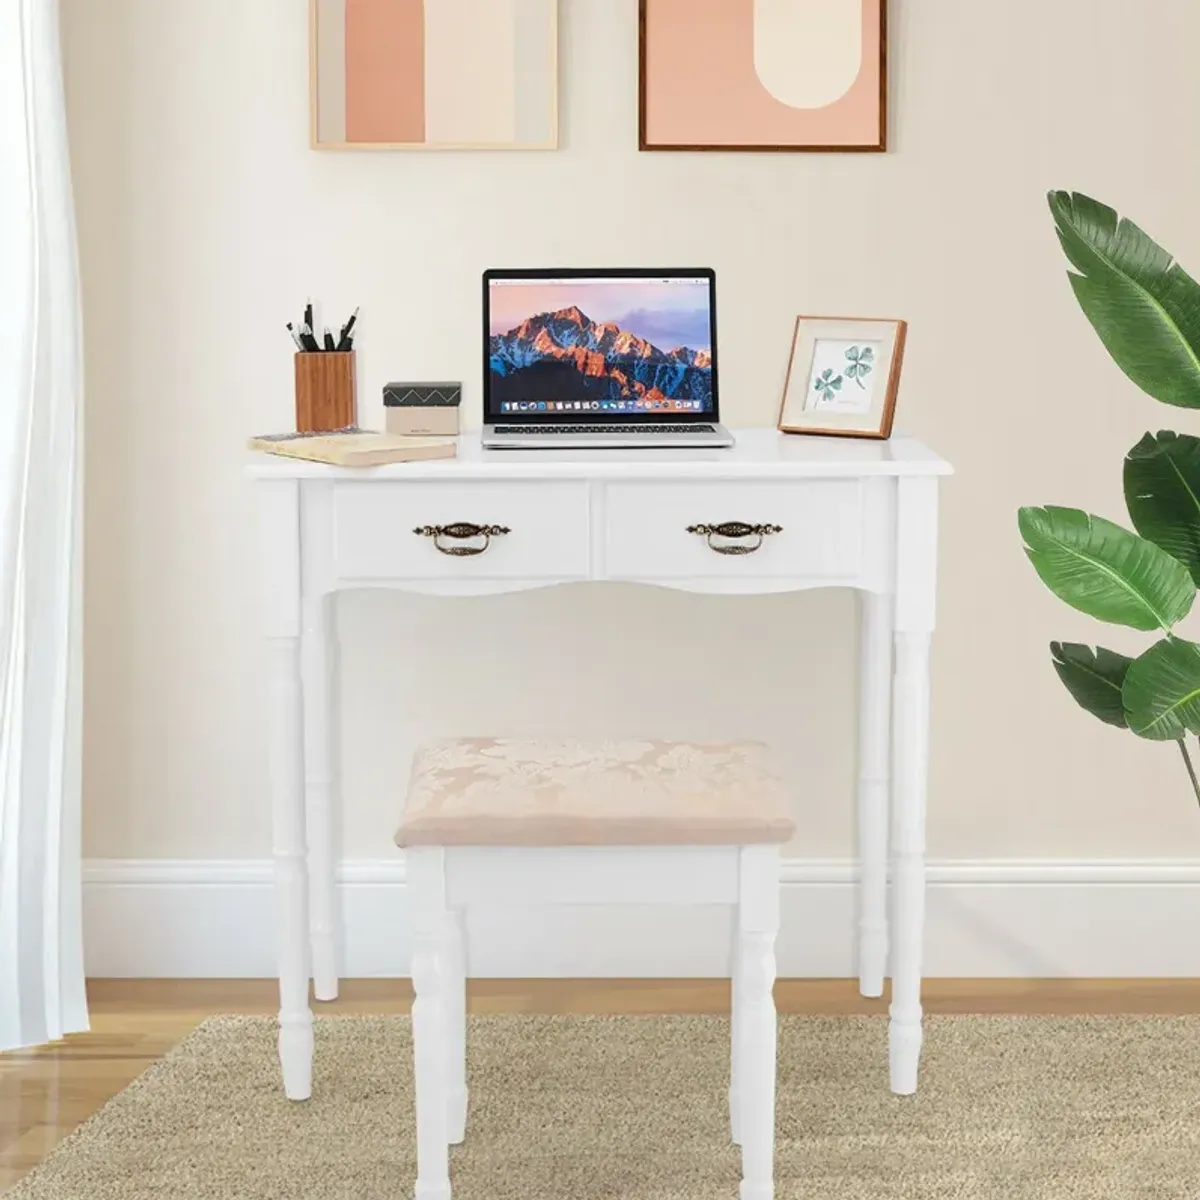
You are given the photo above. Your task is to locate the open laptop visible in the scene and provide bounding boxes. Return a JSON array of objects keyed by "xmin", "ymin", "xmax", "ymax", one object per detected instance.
[{"xmin": 482, "ymin": 267, "xmax": 735, "ymax": 449}]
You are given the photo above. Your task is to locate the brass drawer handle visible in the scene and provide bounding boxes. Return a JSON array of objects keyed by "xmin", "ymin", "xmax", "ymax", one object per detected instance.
[
  {"xmin": 413, "ymin": 522, "xmax": 511, "ymax": 557},
  {"xmin": 686, "ymin": 522, "xmax": 783, "ymax": 556}
]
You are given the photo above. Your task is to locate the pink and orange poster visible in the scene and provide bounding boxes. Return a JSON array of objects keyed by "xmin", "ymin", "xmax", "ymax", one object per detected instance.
[
  {"xmin": 640, "ymin": 0, "xmax": 886, "ymax": 152},
  {"xmin": 312, "ymin": 0, "xmax": 558, "ymax": 149}
]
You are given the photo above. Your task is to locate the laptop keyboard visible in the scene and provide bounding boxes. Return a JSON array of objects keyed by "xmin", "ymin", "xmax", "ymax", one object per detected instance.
[{"xmin": 494, "ymin": 423, "xmax": 716, "ymax": 435}]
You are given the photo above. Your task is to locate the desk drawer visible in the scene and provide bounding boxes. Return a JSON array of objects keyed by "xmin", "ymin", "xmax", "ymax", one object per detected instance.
[
  {"xmin": 332, "ymin": 481, "xmax": 590, "ymax": 580},
  {"xmin": 604, "ymin": 480, "xmax": 861, "ymax": 580}
]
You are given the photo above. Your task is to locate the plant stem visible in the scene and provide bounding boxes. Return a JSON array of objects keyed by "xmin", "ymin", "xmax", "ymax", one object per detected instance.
[{"xmin": 1178, "ymin": 738, "xmax": 1200, "ymax": 810}]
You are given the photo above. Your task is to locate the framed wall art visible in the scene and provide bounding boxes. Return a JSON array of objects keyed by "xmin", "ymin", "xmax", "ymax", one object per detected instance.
[
  {"xmin": 778, "ymin": 317, "xmax": 906, "ymax": 439},
  {"xmin": 310, "ymin": 0, "xmax": 558, "ymax": 150},
  {"xmin": 639, "ymin": 0, "xmax": 886, "ymax": 152}
]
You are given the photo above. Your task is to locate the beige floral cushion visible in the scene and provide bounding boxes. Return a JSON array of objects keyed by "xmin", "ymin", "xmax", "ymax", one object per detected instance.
[{"xmin": 396, "ymin": 738, "xmax": 795, "ymax": 847}]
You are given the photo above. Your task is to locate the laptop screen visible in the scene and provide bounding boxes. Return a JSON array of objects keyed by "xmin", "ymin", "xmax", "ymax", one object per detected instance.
[{"xmin": 485, "ymin": 270, "xmax": 717, "ymax": 420}]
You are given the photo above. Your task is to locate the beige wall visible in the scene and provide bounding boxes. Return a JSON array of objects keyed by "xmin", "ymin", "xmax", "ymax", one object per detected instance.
[{"xmin": 64, "ymin": 0, "xmax": 1200, "ymax": 863}]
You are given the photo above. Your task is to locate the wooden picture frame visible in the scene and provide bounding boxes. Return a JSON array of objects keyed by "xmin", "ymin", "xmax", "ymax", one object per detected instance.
[
  {"xmin": 639, "ymin": 0, "xmax": 887, "ymax": 152},
  {"xmin": 778, "ymin": 317, "xmax": 906, "ymax": 440},
  {"xmin": 310, "ymin": 0, "xmax": 559, "ymax": 151}
]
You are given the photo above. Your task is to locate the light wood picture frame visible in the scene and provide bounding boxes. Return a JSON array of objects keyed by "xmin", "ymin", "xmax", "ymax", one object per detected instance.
[
  {"xmin": 310, "ymin": 0, "xmax": 558, "ymax": 151},
  {"xmin": 639, "ymin": 0, "xmax": 887, "ymax": 152},
  {"xmin": 778, "ymin": 317, "xmax": 906, "ymax": 439}
]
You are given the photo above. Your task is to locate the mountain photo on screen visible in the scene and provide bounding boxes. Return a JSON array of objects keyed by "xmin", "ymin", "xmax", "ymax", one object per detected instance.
[{"xmin": 488, "ymin": 278, "xmax": 713, "ymax": 412}]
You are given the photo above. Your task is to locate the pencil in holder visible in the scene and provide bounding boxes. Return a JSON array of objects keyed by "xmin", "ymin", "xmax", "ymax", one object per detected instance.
[{"xmin": 294, "ymin": 351, "xmax": 356, "ymax": 432}]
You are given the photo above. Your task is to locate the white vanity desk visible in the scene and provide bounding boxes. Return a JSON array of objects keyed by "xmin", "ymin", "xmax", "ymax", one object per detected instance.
[{"xmin": 248, "ymin": 427, "xmax": 952, "ymax": 1098}]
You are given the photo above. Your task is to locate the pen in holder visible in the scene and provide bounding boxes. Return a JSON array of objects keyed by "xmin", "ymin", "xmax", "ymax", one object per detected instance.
[{"xmin": 295, "ymin": 351, "xmax": 356, "ymax": 432}]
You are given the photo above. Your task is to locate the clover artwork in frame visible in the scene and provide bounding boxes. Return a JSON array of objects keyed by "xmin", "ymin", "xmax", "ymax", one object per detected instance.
[
  {"xmin": 310, "ymin": 0, "xmax": 558, "ymax": 150},
  {"xmin": 778, "ymin": 317, "xmax": 907, "ymax": 439}
]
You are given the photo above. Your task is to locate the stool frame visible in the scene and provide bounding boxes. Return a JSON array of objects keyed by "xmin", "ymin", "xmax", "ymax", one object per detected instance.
[{"xmin": 409, "ymin": 843, "xmax": 781, "ymax": 1200}]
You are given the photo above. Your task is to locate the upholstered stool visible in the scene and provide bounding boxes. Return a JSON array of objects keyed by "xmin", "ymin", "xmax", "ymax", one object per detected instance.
[{"xmin": 396, "ymin": 737, "xmax": 795, "ymax": 1200}]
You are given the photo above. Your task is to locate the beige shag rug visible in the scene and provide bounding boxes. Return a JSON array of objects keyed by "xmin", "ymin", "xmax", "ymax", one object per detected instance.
[{"xmin": 7, "ymin": 1014, "xmax": 1200, "ymax": 1199}]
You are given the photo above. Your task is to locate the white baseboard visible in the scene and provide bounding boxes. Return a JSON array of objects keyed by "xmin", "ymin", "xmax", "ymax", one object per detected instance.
[{"xmin": 82, "ymin": 858, "xmax": 1200, "ymax": 979}]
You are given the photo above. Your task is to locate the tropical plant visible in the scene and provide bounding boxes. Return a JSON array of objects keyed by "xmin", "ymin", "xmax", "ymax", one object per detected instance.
[
  {"xmin": 844, "ymin": 344, "xmax": 874, "ymax": 388},
  {"xmin": 1020, "ymin": 191, "xmax": 1200, "ymax": 805}
]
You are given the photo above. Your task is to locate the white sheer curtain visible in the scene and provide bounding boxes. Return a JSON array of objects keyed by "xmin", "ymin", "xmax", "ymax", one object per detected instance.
[{"xmin": 0, "ymin": 0, "xmax": 88, "ymax": 1051}]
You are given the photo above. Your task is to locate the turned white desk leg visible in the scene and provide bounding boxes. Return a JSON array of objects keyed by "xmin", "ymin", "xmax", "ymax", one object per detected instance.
[
  {"xmin": 302, "ymin": 592, "xmax": 339, "ymax": 1002},
  {"xmin": 890, "ymin": 632, "xmax": 930, "ymax": 1094},
  {"xmin": 889, "ymin": 476, "xmax": 938, "ymax": 1096},
  {"xmin": 267, "ymin": 633, "xmax": 314, "ymax": 1102},
  {"xmin": 857, "ymin": 590, "xmax": 893, "ymax": 998},
  {"xmin": 257, "ymin": 480, "xmax": 314, "ymax": 1102},
  {"xmin": 445, "ymin": 908, "xmax": 468, "ymax": 1145},
  {"xmin": 738, "ymin": 845, "xmax": 779, "ymax": 1200},
  {"xmin": 410, "ymin": 849, "xmax": 451, "ymax": 1200},
  {"xmin": 729, "ymin": 913, "xmax": 744, "ymax": 1146}
]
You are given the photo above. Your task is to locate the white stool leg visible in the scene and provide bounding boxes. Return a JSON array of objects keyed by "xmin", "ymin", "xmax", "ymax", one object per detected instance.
[
  {"xmin": 445, "ymin": 908, "xmax": 468, "ymax": 1145},
  {"xmin": 738, "ymin": 845, "xmax": 780, "ymax": 1200},
  {"xmin": 729, "ymin": 915, "xmax": 743, "ymax": 1146},
  {"xmin": 857, "ymin": 590, "xmax": 892, "ymax": 998},
  {"xmin": 410, "ymin": 849, "xmax": 451, "ymax": 1200}
]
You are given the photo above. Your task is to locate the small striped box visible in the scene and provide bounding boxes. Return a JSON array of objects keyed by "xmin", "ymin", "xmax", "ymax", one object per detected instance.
[{"xmin": 383, "ymin": 382, "xmax": 462, "ymax": 437}]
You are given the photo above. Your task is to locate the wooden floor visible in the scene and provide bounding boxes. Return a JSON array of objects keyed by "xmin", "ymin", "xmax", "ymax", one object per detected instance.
[{"xmin": 3, "ymin": 978, "xmax": 1198, "ymax": 1188}]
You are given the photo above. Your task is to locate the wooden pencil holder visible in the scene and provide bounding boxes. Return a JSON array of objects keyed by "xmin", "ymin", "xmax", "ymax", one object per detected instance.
[{"xmin": 295, "ymin": 351, "xmax": 356, "ymax": 432}]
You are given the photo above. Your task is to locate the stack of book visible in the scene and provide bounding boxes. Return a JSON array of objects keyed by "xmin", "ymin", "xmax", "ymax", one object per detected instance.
[{"xmin": 247, "ymin": 427, "xmax": 456, "ymax": 467}]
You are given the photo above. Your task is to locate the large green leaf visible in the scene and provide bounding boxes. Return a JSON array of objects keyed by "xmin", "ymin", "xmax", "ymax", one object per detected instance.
[
  {"xmin": 1122, "ymin": 637, "xmax": 1200, "ymax": 740},
  {"xmin": 1049, "ymin": 191, "xmax": 1200, "ymax": 409},
  {"xmin": 1124, "ymin": 431, "xmax": 1200, "ymax": 583},
  {"xmin": 1018, "ymin": 505, "xmax": 1195, "ymax": 631},
  {"xmin": 1049, "ymin": 642, "xmax": 1132, "ymax": 728}
]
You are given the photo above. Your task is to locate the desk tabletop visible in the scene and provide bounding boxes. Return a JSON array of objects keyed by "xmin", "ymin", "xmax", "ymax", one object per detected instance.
[{"xmin": 245, "ymin": 427, "xmax": 953, "ymax": 481}]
